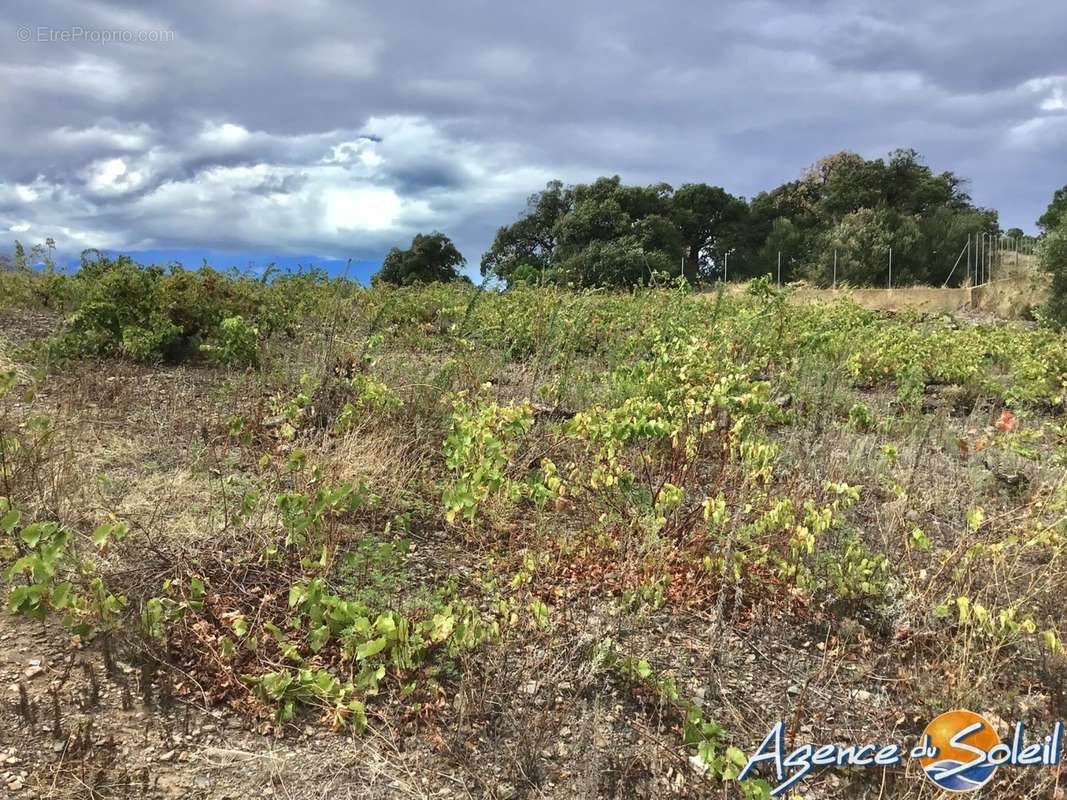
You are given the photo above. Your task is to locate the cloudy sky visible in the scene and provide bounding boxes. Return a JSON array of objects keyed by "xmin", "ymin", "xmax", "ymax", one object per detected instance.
[{"xmin": 2, "ymin": 0, "xmax": 1065, "ymax": 278}]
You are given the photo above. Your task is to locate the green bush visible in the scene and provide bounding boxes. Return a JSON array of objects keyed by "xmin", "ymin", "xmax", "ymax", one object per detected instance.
[
  {"xmin": 210, "ymin": 315, "xmax": 260, "ymax": 367},
  {"xmin": 1039, "ymin": 220, "xmax": 1067, "ymax": 328},
  {"xmin": 46, "ymin": 255, "xmax": 268, "ymax": 364}
]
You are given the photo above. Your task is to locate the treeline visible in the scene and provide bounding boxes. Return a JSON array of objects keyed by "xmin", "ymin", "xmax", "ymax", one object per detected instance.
[
  {"xmin": 477, "ymin": 149, "xmax": 1000, "ymax": 288},
  {"xmin": 3, "ymin": 148, "xmax": 1056, "ymax": 295}
]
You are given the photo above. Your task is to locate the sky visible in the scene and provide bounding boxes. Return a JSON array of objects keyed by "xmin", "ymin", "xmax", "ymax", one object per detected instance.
[{"xmin": 1, "ymin": 0, "xmax": 1065, "ymax": 281}]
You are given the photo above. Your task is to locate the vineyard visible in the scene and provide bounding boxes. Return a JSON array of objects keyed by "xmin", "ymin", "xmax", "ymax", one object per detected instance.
[{"xmin": 1, "ymin": 268, "xmax": 1066, "ymax": 798}]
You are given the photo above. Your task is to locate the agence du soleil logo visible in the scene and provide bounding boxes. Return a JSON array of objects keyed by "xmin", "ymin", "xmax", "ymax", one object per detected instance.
[{"xmin": 737, "ymin": 709, "xmax": 1063, "ymax": 795}]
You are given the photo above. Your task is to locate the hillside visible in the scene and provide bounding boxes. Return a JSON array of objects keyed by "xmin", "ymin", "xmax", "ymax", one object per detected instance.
[{"xmin": 0, "ymin": 272, "xmax": 1066, "ymax": 799}]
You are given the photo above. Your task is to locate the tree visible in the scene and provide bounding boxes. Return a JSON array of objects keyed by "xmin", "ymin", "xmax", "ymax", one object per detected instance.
[
  {"xmin": 480, "ymin": 181, "xmax": 571, "ymax": 283},
  {"xmin": 1039, "ymin": 217, "xmax": 1067, "ymax": 327},
  {"xmin": 805, "ymin": 151, "xmax": 883, "ymax": 222},
  {"xmin": 374, "ymin": 232, "xmax": 466, "ymax": 286},
  {"xmin": 1005, "ymin": 227, "xmax": 1025, "ymax": 240},
  {"xmin": 757, "ymin": 218, "xmax": 809, "ymax": 283},
  {"xmin": 745, "ymin": 149, "xmax": 995, "ymax": 286},
  {"xmin": 671, "ymin": 184, "xmax": 748, "ymax": 282},
  {"xmin": 1038, "ymin": 185, "xmax": 1067, "ymax": 233},
  {"xmin": 480, "ymin": 150, "xmax": 996, "ymax": 289},
  {"xmin": 480, "ymin": 176, "xmax": 686, "ymax": 288}
]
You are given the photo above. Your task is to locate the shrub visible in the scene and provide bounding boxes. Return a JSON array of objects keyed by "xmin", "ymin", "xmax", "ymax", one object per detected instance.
[
  {"xmin": 57, "ymin": 259, "xmax": 185, "ymax": 361},
  {"xmin": 1039, "ymin": 220, "xmax": 1067, "ymax": 328},
  {"xmin": 47, "ymin": 255, "xmax": 268, "ymax": 364},
  {"xmin": 209, "ymin": 315, "xmax": 260, "ymax": 368}
]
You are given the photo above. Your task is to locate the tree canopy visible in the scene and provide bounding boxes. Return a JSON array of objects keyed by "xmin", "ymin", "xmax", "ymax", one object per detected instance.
[
  {"xmin": 1039, "ymin": 184, "xmax": 1067, "ymax": 327},
  {"xmin": 480, "ymin": 176, "xmax": 746, "ymax": 287},
  {"xmin": 374, "ymin": 232, "xmax": 466, "ymax": 286},
  {"xmin": 1038, "ymin": 185, "xmax": 1067, "ymax": 233},
  {"xmin": 480, "ymin": 149, "xmax": 1000, "ymax": 288},
  {"xmin": 740, "ymin": 149, "xmax": 996, "ymax": 285}
]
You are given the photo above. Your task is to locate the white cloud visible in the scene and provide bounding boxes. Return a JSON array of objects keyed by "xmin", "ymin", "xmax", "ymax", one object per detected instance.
[
  {"xmin": 3, "ymin": 0, "xmax": 1066, "ymax": 256},
  {"xmin": 15, "ymin": 184, "xmax": 39, "ymax": 203},
  {"xmin": 198, "ymin": 122, "xmax": 253, "ymax": 150},
  {"xmin": 322, "ymin": 187, "xmax": 401, "ymax": 231},
  {"xmin": 85, "ymin": 158, "xmax": 147, "ymax": 195},
  {"xmin": 1007, "ymin": 115, "xmax": 1067, "ymax": 148},
  {"xmin": 0, "ymin": 116, "xmax": 557, "ymax": 259},
  {"xmin": 1023, "ymin": 75, "xmax": 1067, "ymax": 111},
  {"xmin": 0, "ymin": 55, "xmax": 149, "ymax": 103},
  {"xmin": 321, "ymin": 139, "xmax": 383, "ymax": 168},
  {"xmin": 50, "ymin": 124, "xmax": 154, "ymax": 152}
]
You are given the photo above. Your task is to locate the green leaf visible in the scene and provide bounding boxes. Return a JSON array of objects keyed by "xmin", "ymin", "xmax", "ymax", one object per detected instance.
[
  {"xmin": 726, "ymin": 746, "xmax": 748, "ymax": 768},
  {"xmin": 309, "ymin": 625, "xmax": 330, "ymax": 653},
  {"xmin": 50, "ymin": 582, "xmax": 73, "ymax": 610},
  {"xmin": 356, "ymin": 636, "xmax": 389, "ymax": 661},
  {"xmin": 373, "ymin": 613, "xmax": 397, "ymax": 639},
  {"xmin": 956, "ymin": 595, "xmax": 971, "ymax": 624},
  {"xmin": 92, "ymin": 523, "xmax": 113, "ymax": 548},
  {"xmin": 0, "ymin": 509, "xmax": 20, "ymax": 534},
  {"xmin": 345, "ymin": 699, "xmax": 368, "ymax": 731},
  {"xmin": 20, "ymin": 522, "xmax": 50, "ymax": 548},
  {"xmin": 259, "ymin": 671, "xmax": 293, "ymax": 701}
]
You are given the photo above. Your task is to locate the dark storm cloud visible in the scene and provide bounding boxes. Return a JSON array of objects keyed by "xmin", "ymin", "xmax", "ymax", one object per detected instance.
[{"xmin": 1, "ymin": 0, "xmax": 1064, "ymax": 265}]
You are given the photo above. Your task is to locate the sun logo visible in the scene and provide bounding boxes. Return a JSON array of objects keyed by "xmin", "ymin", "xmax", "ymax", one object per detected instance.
[{"xmin": 919, "ymin": 710, "xmax": 1000, "ymax": 792}]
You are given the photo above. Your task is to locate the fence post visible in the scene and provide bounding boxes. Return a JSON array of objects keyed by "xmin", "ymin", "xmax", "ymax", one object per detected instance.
[
  {"xmin": 966, "ymin": 237, "xmax": 971, "ymax": 284},
  {"xmin": 833, "ymin": 249, "xmax": 837, "ymax": 289},
  {"xmin": 724, "ymin": 251, "xmax": 728, "ymax": 284},
  {"xmin": 989, "ymin": 234, "xmax": 994, "ymax": 282},
  {"xmin": 888, "ymin": 247, "xmax": 893, "ymax": 290},
  {"xmin": 986, "ymin": 234, "xmax": 991, "ymax": 283},
  {"xmin": 777, "ymin": 251, "xmax": 781, "ymax": 287}
]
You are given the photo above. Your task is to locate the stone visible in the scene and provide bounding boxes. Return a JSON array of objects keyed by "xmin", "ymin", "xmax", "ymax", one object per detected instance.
[{"xmin": 853, "ymin": 689, "xmax": 876, "ymax": 704}]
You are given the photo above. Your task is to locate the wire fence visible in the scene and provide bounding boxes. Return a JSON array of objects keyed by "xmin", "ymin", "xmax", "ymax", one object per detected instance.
[
  {"xmin": 964, "ymin": 233, "xmax": 1039, "ymax": 288},
  {"xmin": 719, "ymin": 233, "xmax": 1041, "ymax": 290}
]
